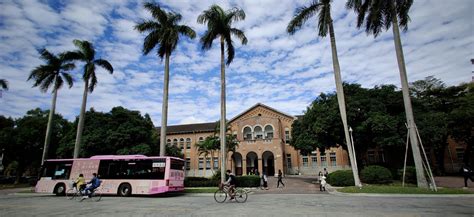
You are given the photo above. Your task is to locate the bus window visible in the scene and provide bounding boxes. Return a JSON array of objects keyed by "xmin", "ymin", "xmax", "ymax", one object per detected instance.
[
  {"xmin": 170, "ymin": 159, "xmax": 184, "ymax": 170},
  {"xmin": 42, "ymin": 161, "xmax": 73, "ymax": 179},
  {"xmin": 98, "ymin": 159, "xmax": 166, "ymax": 180}
]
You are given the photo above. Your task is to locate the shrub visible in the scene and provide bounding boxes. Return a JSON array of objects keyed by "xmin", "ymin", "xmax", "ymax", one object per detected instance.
[
  {"xmin": 236, "ymin": 175, "xmax": 260, "ymax": 187},
  {"xmin": 184, "ymin": 177, "xmax": 218, "ymax": 187},
  {"xmin": 397, "ymin": 166, "xmax": 417, "ymax": 184},
  {"xmin": 327, "ymin": 170, "xmax": 354, "ymax": 186},
  {"xmin": 361, "ymin": 165, "xmax": 393, "ymax": 184}
]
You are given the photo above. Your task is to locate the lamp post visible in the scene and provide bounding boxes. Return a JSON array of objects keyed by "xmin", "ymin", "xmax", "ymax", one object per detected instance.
[{"xmin": 349, "ymin": 127, "xmax": 361, "ymax": 187}]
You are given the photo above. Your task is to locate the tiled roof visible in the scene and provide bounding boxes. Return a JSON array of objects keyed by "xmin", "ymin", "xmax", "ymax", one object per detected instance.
[{"xmin": 157, "ymin": 122, "xmax": 217, "ymax": 135}]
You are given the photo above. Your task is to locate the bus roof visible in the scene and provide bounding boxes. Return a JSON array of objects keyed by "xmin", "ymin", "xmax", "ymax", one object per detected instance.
[{"xmin": 45, "ymin": 155, "xmax": 184, "ymax": 161}]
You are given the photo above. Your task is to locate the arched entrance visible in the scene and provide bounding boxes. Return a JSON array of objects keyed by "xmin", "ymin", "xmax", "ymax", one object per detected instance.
[
  {"xmin": 262, "ymin": 151, "xmax": 275, "ymax": 176},
  {"xmin": 246, "ymin": 152, "xmax": 258, "ymax": 175},
  {"xmin": 232, "ymin": 152, "xmax": 243, "ymax": 176}
]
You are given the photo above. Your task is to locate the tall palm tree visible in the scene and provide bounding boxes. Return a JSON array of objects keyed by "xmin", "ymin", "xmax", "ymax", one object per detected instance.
[
  {"xmin": 27, "ymin": 49, "xmax": 75, "ymax": 164},
  {"xmin": 287, "ymin": 0, "xmax": 362, "ymax": 187},
  {"xmin": 197, "ymin": 5, "xmax": 248, "ymax": 183},
  {"xmin": 135, "ymin": 2, "xmax": 196, "ymax": 156},
  {"xmin": 0, "ymin": 79, "xmax": 8, "ymax": 91},
  {"xmin": 65, "ymin": 40, "xmax": 114, "ymax": 158},
  {"xmin": 346, "ymin": 0, "xmax": 429, "ymax": 188}
]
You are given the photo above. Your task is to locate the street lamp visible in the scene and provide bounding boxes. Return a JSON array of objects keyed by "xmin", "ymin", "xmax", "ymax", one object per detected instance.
[{"xmin": 349, "ymin": 127, "xmax": 361, "ymax": 187}]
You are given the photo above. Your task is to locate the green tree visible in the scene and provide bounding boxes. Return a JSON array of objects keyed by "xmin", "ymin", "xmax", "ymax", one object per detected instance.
[
  {"xmin": 135, "ymin": 2, "xmax": 196, "ymax": 156},
  {"xmin": 346, "ymin": 0, "xmax": 428, "ymax": 188},
  {"xmin": 27, "ymin": 49, "xmax": 75, "ymax": 164},
  {"xmin": 197, "ymin": 4, "xmax": 247, "ymax": 183},
  {"xmin": 57, "ymin": 107, "xmax": 156, "ymax": 158},
  {"xmin": 287, "ymin": 0, "xmax": 361, "ymax": 186},
  {"xmin": 65, "ymin": 40, "xmax": 114, "ymax": 158},
  {"xmin": 0, "ymin": 79, "xmax": 8, "ymax": 91}
]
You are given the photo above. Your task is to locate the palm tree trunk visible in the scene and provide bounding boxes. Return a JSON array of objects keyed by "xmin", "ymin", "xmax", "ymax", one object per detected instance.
[
  {"xmin": 74, "ymin": 79, "xmax": 89, "ymax": 158},
  {"xmin": 160, "ymin": 53, "xmax": 170, "ymax": 156},
  {"xmin": 328, "ymin": 20, "xmax": 362, "ymax": 187},
  {"xmin": 41, "ymin": 87, "xmax": 58, "ymax": 165},
  {"xmin": 391, "ymin": 11, "xmax": 428, "ymax": 188},
  {"xmin": 220, "ymin": 36, "xmax": 227, "ymax": 183}
]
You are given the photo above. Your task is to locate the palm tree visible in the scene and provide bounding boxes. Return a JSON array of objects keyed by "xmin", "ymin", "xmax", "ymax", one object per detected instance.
[
  {"xmin": 27, "ymin": 49, "xmax": 75, "ymax": 164},
  {"xmin": 346, "ymin": 0, "xmax": 429, "ymax": 188},
  {"xmin": 135, "ymin": 2, "xmax": 196, "ymax": 156},
  {"xmin": 65, "ymin": 40, "xmax": 113, "ymax": 158},
  {"xmin": 287, "ymin": 0, "xmax": 362, "ymax": 187},
  {"xmin": 197, "ymin": 5, "xmax": 248, "ymax": 183},
  {"xmin": 0, "ymin": 79, "xmax": 8, "ymax": 91}
]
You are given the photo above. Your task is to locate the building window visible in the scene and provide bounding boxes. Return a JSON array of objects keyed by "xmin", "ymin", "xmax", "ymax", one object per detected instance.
[
  {"xmin": 254, "ymin": 126, "xmax": 263, "ymax": 139},
  {"xmin": 456, "ymin": 148, "xmax": 464, "ymax": 162},
  {"xmin": 185, "ymin": 158, "xmax": 190, "ymax": 170},
  {"xmin": 311, "ymin": 153, "xmax": 318, "ymax": 167},
  {"xmin": 213, "ymin": 158, "xmax": 219, "ymax": 169},
  {"xmin": 302, "ymin": 154, "xmax": 308, "ymax": 167},
  {"xmin": 243, "ymin": 127, "xmax": 252, "ymax": 140},
  {"xmin": 285, "ymin": 128, "xmax": 290, "ymax": 144},
  {"xmin": 173, "ymin": 139, "xmax": 178, "ymax": 147},
  {"xmin": 264, "ymin": 125, "xmax": 274, "ymax": 139},
  {"xmin": 206, "ymin": 158, "xmax": 211, "ymax": 170},
  {"xmin": 199, "ymin": 137, "xmax": 204, "ymax": 142},
  {"xmin": 186, "ymin": 138, "xmax": 191, "ymax": 149},
  {"xmin": 179, "ymin": 138, "xmax": 184, "ymax": 149},
  {"xmin": 166, "ymin": 139, "xmax": 171, "ymax": 146},
  {"xmin": 321, "ymin": 153, "xmax": 327, "ymax": 167},
  {"xmin": 286, "ymin": 154, "xmax": 292, "ymax": 169},
  {"xmin": 368, "ymin": 150, "xmax": 375, "ymax": 163},
  {"xmin": 198, "ymin": 158, "xmax": 204, "ymax": 170},
  {"xmin": 330, "ymin": 153, "xmax": 337, "ymax": 166}
]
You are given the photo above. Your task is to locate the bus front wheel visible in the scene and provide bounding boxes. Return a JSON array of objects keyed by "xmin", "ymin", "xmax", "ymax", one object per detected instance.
[
  {"xmin": 54, "ymin": 183, "xmax": 66, "ymax": 196},
  {"xmin": 118, "ymin": 183, "xmax": 132, "ymax": 197}
]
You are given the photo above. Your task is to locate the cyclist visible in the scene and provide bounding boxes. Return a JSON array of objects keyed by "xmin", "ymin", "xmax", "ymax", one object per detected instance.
[
  {"xmin": 81, "ymin": 173, "xmax": 101, "ymax": 200},
  {"xmin": 74, "ymin": 174, "xmax": 86, "ymax": 192},
  {"xmin": 223, "ymin": 170, "xmax": 237, "ymax": 200}
]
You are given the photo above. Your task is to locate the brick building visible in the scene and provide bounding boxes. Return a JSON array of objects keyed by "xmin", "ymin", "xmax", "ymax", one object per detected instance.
[{"xmin": 160, "ymin": 103, "xmax": 350, "ymax": 177}]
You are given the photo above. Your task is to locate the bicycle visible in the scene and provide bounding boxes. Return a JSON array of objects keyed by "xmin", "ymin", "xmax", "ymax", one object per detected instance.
[
  {"xmin": 67, "ymin": 185, "xmax": 102, "ymax": 202},
  {"xmin": 214, "ymin": 183, "xmax": 248, "ymax": 203}
]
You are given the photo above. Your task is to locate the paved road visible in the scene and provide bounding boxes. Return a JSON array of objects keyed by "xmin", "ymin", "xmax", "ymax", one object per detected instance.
[{"xmin": 1, "ymin": 193, "xmax": 473, "ymax": 217}]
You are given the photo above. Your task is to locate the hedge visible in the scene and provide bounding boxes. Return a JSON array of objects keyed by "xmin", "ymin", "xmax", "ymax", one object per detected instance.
[
  {"xmin": 397, "ymin": 166, "xmax": 417, "ymax": 184},
  {"xmin": 360, "ymin": 165, "xmax": 393, "ymax": 184},
  {"xmin": 184, "ymin": 175, "xmax": 260, "ymax": 187},
  {"xmin": 327, "ymin": 170, "xmax": 354, "ymax": 186}
]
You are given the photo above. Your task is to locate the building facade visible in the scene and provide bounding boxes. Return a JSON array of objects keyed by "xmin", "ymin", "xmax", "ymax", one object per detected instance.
[{"xmin": 162, "ymin": 103, "xmax": 350, "ymax": 177}]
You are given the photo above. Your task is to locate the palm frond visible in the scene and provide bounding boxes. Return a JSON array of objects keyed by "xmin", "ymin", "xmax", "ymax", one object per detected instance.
[
  {"xmin": 53, "ymin": 75, "xmax": 64, "ymax": 91},
  {"xmin": 73, "ymin": 39, "xmax": 95, "ymax": 61},
  {"xmin": 0, "ymin": 79, "xmax": 8, "ymax": 90},
  {"xmin": 287, "ymin": 1, "xmax": 322, "ymax": 35},
  {"xmin": 224, "ymin": 33, "xmax": 235, "ymax": 65},
  {"xmin": 230, "ymin": 28, "xmax": 247, "ymax": 45},
  {"xmin": 200, "ymin": 30, "xmax": 218, "ymax": 50},
  {"xmin": 317, "ymin": 3, "xmax": 332, "ymax": 37},
  {"xmin": 396, "ymin": 0, "xmax": 413, "ymax": 31},
  {"xmin": 142, "ymin": 30, "xmax": 162, "ymax": 55},
  {"xmin": 88, "ymin": 65, "xmax": 97, "ymax": 93},
  {"xmin": 94, "ymin": 59, "xmax": 114, "ymax": 74},
  {"xmin": 61, "ymin": 51, "xmax": 85, "ymax": 62},
  {"xmin": 177, "ymin": 25, "xmax": 196, "ymax": 39},
  {"xmin": 134, "ymin": 20, "xmax": 161, "ymax": 33},
  {"xmin": 38, "ymin": 49, "xmax": 57, "ymax": 63},
  {"xmin": 62, "ymin": 72, "xmax": 74, "ymax": 88},
  {"xmin": 226, "ymin": 7, "xmax": 245, "ymax": 23},
  {"xmin": 39, "ymin": 73, "xmax": 56, "ymax": 92},
  {"xmin": 143, "ymin": 2, "xmax": 168, "ymax": 24}
]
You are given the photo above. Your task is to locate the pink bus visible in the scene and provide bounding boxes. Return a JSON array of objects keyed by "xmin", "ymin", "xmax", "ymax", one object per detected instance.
[{"xmin": 35, "ymin": 155, "xmax": 185, "ymax": 196}]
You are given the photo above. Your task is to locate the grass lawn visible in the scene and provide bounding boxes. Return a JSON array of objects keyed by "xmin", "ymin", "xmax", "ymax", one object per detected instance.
[
  {"xmin": 339, "ymin": 184, "xmax": 472, "ymax": 194},
  {"xmin": 184, "ymin": 187, "xmax": 218, "ymax": 193},
  {"xmin": 0, "ymin": 184, "xmax": 31, "ymax": 190}
]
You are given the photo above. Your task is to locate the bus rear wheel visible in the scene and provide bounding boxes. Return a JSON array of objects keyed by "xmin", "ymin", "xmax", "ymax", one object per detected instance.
[
  {"xmin": 118, "ymin": 183, "xmax": 132, "ymax": 197},
  {"xmin": 54, "ymin": 183, "xmax": 66, "ymax": 196}
]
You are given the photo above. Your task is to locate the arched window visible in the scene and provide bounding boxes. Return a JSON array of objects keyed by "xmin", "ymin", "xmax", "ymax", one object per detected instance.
[
  {"xmin": 254, "ymin": 126, "xmax": 263, "ymax": 139},
  {"xmin": 173, "ymin": 139, "xmax": 178, "ymax": 146},
  {"xmin": 285, "ymin": 128, "xmax": 290, "ymax": 144},
  {"xmin": 179, "ymin": 138, "xmax": 184, "ymax": 149},
  {"xmin": 186, "ymin": 138, "xmax": 191, "ymax": 149},
  {"xmin": 264, "ymin": 125, "xmax": 274, "ymax": 139},
  {"xmin": 243, "ymin": 127, "xmax": 252, "ymax": 140},
  {"xmin": 166, "ymin": 139, "xmax": 171, "ymax": 146}
]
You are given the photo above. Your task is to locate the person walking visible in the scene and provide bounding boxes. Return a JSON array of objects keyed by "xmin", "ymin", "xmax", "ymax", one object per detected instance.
[
  {"xmin": 461, "ymin": 163, "xmax": 473, "ymax": 188},
  {"xmin": 318, "ymin": 171, "xmax": 323, "ymax": 184},
  {"xmin": 277, "ymin": 169, "xmax": 285, "ymax": 188},
  {"xmin": 323, "ymin": 168, "xmax": 329, "ymax": 177},
  {"xmin": 320, "ymin": 175, "xmax": 327, "ymax": 191},
  {"xmin": 263, "ymin": 174, "xmax": 269, "ymax": 190}
]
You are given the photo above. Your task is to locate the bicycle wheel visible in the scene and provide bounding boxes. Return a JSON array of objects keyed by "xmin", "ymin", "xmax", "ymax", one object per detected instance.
[
  {"xmin": 91, "ymin": 189, "xmax": 102, "ymax": 202},
  {"xmin": 66, "ymin": 189, "xmax": 77, "ymax": 200},
  {"xmin": 214, "ymin": 190, "xmax": 227, "ymax": 203},
  {"xmin": 234, "ymin": 189, "xmax": 248, "ymax": 203}
]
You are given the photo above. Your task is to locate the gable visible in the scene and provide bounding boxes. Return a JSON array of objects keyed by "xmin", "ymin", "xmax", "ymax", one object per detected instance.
[{"xmin": 229, "ymin": 103, "xmax": 295, "ymax": 124}]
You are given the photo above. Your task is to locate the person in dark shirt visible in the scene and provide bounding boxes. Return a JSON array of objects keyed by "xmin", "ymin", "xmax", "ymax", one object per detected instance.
[
  {"xmin": 277, "ymin": 169, "xmax": 285, "ymax": 188},
  {"xmin": 81, "ymin": 173, "xmax": 101, "ymax": 200},
  {"xmin": 224, "ymin": 170, "xmax": 237, "ymax": 200}
]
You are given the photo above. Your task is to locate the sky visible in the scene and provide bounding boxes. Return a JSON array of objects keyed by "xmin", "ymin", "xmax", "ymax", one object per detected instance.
[{"xmin": 0, "ymin": 0, "xmax": 472, "ymax": 126}]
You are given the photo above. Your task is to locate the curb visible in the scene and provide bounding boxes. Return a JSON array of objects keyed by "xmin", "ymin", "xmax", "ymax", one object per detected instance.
[{"xmin": 326, "ymin": 185, "xmax": 474, "ymax": 198}]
